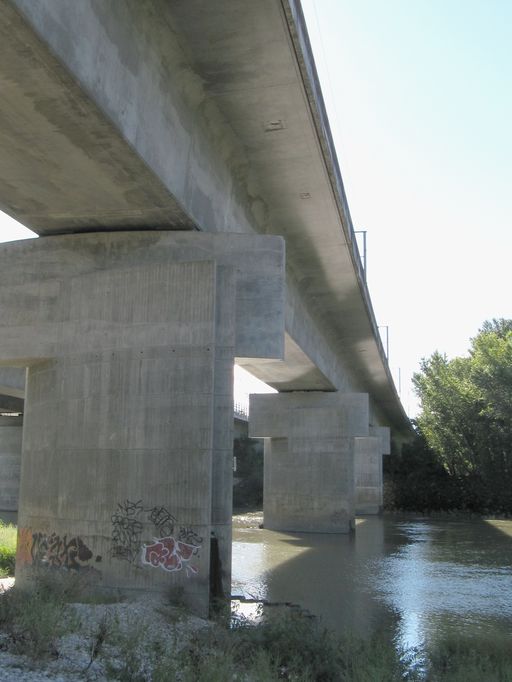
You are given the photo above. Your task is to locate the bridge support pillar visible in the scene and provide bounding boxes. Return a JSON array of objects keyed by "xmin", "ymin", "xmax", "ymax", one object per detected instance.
[
  {"xmin": 0, "ymin": 415, "xmax": 23, "ymax": 522},
  {"xmin": 249, "ymin": 393, "xmax": 369, "ymax": 533},
  {"xmin": 0, "ymin": 232, "xmax": 284, "ymax": 617},
  {"xmin": 354, "ymin": 426, "xmax": 391, "ymax": 514}
]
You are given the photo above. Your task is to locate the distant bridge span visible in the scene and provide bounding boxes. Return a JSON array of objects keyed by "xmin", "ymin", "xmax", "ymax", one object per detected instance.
[{"xmin": 0, "ymin": 0, "xmax": 410, "ymax": 615}]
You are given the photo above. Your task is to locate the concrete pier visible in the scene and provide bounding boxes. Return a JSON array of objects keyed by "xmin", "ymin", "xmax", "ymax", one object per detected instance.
[
  {"xmin": 0, "ymin": 416, "xmax": 22, "ymax": 521},
  {"xmin": 354, "ymin": 426, "xmax": 391, "ymax": 514},
  {"xmin": 249, "ymin": 392, "xmax": 369, "ymax": 533},
  {"xmin": 0, "ymin": 231, "xmax": 284, "ymax": 616}
]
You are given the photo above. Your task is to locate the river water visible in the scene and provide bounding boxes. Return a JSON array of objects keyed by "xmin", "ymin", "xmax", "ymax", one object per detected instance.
[{"xmin": 232, "ymin": 513, "xmax": 512, "ymax": 653}]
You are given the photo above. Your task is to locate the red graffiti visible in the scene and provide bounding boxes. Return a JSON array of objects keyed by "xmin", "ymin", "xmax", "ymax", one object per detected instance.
[{"xmin": 141, "ymin": 536, "xmax": 199, "ymax": 576}]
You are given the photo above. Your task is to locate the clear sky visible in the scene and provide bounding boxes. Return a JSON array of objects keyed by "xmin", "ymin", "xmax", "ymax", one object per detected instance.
[
  {"xmin": 301, "ymin": 0, "xmax": 512, "ymax": 415},
  {"xmin": 1, "ymin": 0, "xmax": 510, "ymax": 416}
]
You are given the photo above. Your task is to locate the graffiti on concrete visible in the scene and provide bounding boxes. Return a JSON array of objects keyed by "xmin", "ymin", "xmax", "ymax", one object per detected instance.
[
  {"xmin": 17, "ymin": 527, "xmax": 33, "ymax": 566},
  {"xmin": 111, "ymin": 499, "xmax": 203, "ymax": 576},
  {"xmin": 32, "ymin": 532, "xmax": 93, "ymax": 570},
  {"xmin": 17, "ymin": 528, "xmax": 101, "ymax": 573},
  {"xmin": 111, "ymin": 499, "xmax": 144, "ymax": 563},
  {"xmin": 178, "ymin": 526, "xmax": 203, "ymax": 546},
  {"xmin": 141, "ymin": 535, "xmax": 200, "ymax": 576},
  {"xmin": 146, "ymin": 505, "xmax": 178, "ymax": 538}
]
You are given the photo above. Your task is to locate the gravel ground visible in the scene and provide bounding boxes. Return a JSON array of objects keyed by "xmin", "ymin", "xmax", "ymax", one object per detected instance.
[{"xmin": 0, "ymin": 583, "xmax": 211, "ymax": 681}]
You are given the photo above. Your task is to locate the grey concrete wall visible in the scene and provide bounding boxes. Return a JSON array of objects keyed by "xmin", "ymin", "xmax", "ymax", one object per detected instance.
[
  {"xmin": 354, "ymin": 437, "xmax": 382, "ymax": 515},
  {"xmin": 354, "ymin": 428, "xmax": 390, "ymax": 515},
  {"xmin": 9, "ymin": 0, "xmax": 260, "ymax": 237},
  {"xmin": 0, "ymin": 232, "xmax": 284, "ymax": 616},
  {"xmin": 370, "ymin": 426, "xmax": 391, "ymax": 456},
  {"xmin": 18, "ymin": 261, "xmax": 222, "ymax": 613},
  {"xmin": 0, "ymin": 415, "xmax": 22, "ymax": 514}
]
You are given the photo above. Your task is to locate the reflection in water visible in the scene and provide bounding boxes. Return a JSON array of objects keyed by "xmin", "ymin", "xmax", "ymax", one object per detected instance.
[{"xmin": 232, "ymin": 514, "xmax": 512, "ymax": 654}]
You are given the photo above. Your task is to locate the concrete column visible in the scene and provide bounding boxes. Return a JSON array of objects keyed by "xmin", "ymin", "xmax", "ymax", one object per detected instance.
[
  {"xmin": 0, "ymin": 232, "xmax": 284, "ymax": 616},
  {"xmin": 250, "ymin": 393, "xmax": 369, "ymax": 533},
  {"xmin": 354, "ymin": 426, "xmax": 391, "ymax": 515},
  {"xmin": 0, "ymin": 415, "xmax": 23, "ymax": 520}
]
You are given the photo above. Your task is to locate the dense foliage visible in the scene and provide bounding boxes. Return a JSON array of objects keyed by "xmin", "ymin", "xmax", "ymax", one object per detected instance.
[
  {"xmin": 387, "ymin": 319, "xmax": 512, "ymax": 513},
  {"xmin": 232, "ymin": 436, "xmax": 263, "ymax": 509}
]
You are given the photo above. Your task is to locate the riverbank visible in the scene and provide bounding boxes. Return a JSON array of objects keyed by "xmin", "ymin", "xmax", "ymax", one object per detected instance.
[
  {"xmin": 0, "ymin": 574, "xmax": 408, "ymax": 681},
  {"xmin": 2, "ymin": 578, "xmax": 512, "ymax": 681}
]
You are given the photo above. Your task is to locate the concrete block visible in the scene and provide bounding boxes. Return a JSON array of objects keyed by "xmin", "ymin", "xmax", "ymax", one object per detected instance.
[
  {"xmin": 354, "ymin": 436, "xmax": 382, "ymax": 515},
  {"xmin": 0, "ymin": 232, "xmax": 285, "ymax": 364},
  {"xmin": 0, "ymin": 231, "xmax": 284, "ymax": 617},
  {"xmin": 0, "ymin": 416, "xmax": 22, "ymax": 512},
  {"xmin": 250, "ymin": 392, "xmax": 369, "ymax": 438},
  {"xmin": 370, "ymin": 425, "xmax": 391, "ymax": 455}
]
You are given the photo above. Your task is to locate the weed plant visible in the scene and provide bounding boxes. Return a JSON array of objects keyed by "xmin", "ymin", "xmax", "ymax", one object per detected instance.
[
  {"xmin": 0, "ymin": 521, "xmax": 16, "ymax": 578},
  {"xmin": 0, "ymin": 571, "xmax": 80, "ymax": 658}
]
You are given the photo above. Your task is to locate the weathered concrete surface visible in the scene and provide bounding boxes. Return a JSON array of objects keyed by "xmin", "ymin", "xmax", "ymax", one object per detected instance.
[
  {"xmin": 0, "ymin": 368, "xmax": 25, "ymax": 413},
  {"xmin": 0, "ymin": 368, "xmax": 25, "ymax": 397},
  {"xmin": 250, "ymin": 392, "xmax": 369, "ymax": 439},
  {"xmin": 0, "ymin": 232, "xmax": 284, "ymax": 616},
  {"xmin": 250, "ymin": 392, "xmax": 369, "ymax": 532},
  {"xmin": 370, "ymin": 426, "xmax": 391, "ymax": 456},
  {"xmin": 0, "ymin": 416, "xmax": 22, "ymax": 514},
  {"xmin": 354, "ymin": 427, "xmax": 390, "ymax": 515},
  {"xmin": 0, "ymin": 232, "xmax": 285, "ymax": 364},
  {"xmin": 0, "ymin": 0, "xmax": 193, "ymax": 233},
  {"xmin": 0, "ymin": 0, "xmax": 410, "ymax": 436},
  {"xmin": 354, "ymin": 437, "xmax": 382, "ymax": 515}
]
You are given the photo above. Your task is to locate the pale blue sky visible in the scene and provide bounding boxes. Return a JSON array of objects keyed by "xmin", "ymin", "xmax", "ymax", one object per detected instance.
[
  {"xmin": 301, "ymin": 0, "xmax": 512, "ymax": 415},
  {"xmin": 1, "ymin": 1, "xmax": 510, "ymax": 416}
]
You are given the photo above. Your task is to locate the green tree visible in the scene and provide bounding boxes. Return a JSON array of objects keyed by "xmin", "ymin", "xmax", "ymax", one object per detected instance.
[{"xmin": 412, "ymin": 319, "xmax": 512, "ymax": 512}]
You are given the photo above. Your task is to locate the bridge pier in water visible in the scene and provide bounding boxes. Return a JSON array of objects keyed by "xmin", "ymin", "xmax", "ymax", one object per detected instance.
[
  {"xmin": 0, "ymin": 231, "xmax": 284, "ymax": 617},
  {"xmin": 354, "ymin": 426, "xmax": 391, "ymax": 515},
  {"xmin": 249, "ymin": 392, "xmax": 370, "ymax": 533}
]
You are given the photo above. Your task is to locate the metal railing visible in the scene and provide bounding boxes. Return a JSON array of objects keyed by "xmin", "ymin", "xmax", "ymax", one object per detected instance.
[{"xmin": 234, "ymin": 401, "xmax": 249, "ymax": 420}]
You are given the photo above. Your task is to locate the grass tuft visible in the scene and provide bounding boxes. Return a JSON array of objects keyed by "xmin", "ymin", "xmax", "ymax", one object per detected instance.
[
  {"xmin": 427, "ymin": 632, "xmax": 512, "ymax": 682},
  {"xmin": 0, "ymin": 575, "xmax": 80, "ymax": 658}
]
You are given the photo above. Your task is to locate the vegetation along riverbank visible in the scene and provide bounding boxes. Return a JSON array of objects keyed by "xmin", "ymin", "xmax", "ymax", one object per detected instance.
[
  {"xmin": 386, "ymin": 319, "xmax": 512, "ymax": 515},
  {"xmin": 0, "ymin": 522, "xmax": 15, "ymax": 579},
  {"xmin": 0, "ymin": 569, "xmax": 512, "ymax": 680}
]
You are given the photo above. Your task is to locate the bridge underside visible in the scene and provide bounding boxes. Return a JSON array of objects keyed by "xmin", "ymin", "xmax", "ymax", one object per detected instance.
[{"xmin": 0, "ymin": 0, "xmax": 410, "ymax": 615}]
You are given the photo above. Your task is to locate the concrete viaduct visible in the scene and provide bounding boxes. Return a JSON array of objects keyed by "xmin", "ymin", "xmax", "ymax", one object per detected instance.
[{"xmin": 0, "ymin": 0, "xmax": 410, "ymax": 615}]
